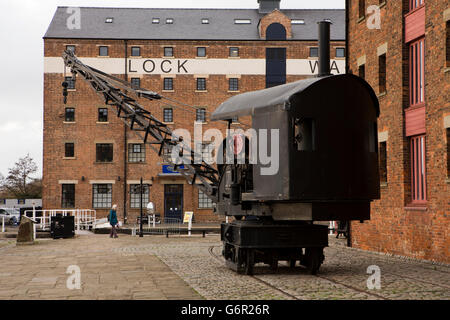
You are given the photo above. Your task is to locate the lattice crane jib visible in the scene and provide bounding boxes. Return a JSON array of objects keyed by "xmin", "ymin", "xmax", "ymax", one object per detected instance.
[{"xmin": 61, "ymin": 51, "xmax": 219, "ymax": 201}]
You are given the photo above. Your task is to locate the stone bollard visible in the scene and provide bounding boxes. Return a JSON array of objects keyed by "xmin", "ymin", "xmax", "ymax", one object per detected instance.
[{"xmin": 16, "ymin": 216, "xmax": 36, "ymax": 245}]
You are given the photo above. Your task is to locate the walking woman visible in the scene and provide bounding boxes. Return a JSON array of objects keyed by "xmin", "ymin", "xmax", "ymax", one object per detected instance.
[{"xmin": 109, "ymin": 204, "xmax": 119, "ymax": 238}]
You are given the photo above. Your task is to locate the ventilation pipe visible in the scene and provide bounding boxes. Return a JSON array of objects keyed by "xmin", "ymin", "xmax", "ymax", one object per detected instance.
[{"xmin": 318, "ymin": 20, "xmax": 332, "ymax": 77}]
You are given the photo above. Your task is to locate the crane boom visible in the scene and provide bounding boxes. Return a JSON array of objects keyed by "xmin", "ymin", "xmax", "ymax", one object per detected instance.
[{"xmin": 61, "ymin": 51, "xmax": 219, "ymax": 201}]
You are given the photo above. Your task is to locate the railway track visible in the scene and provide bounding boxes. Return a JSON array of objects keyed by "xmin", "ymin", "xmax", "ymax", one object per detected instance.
[{"xmin": 208, "ymin": 245, "xmax": 390, "ymax": 300}]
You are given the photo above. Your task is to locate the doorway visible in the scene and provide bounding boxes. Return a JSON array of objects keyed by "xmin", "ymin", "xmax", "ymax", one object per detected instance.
[{"xmin": 164, "ymin": 184, "xmax": 183, "ymax": 222}]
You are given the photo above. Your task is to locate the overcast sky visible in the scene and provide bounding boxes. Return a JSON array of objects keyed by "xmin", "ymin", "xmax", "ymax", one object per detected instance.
[{"xmin": 0, "ymin": 0, "xmax": 344, "ymax": 178}]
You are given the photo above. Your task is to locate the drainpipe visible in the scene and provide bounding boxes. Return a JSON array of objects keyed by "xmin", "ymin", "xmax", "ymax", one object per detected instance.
[
  {"xmin": 123, "ymin": 40, "xmax": 128, "ymax": 224},
  {"xmin": 345, "ymin": 0, "xmax": 350, "ymax": 74},
  {"xmin": 345, "ymin": 0, "xmax": 352, "ymax": 248}
]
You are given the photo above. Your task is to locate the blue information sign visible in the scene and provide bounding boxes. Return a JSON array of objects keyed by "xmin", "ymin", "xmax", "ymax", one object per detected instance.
[{"xmin": 162, "ymin": 164, "xmax": 184, "ymax": 174}]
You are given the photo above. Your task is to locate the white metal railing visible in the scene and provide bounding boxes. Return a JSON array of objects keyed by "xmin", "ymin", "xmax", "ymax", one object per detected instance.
[
  {"xmin": 329, "ymin": 221, "xmax": 338, "ymax": 235},
  {"xmin": 23, "ymin": 209, "xmax": 97, "ymax": 232}
]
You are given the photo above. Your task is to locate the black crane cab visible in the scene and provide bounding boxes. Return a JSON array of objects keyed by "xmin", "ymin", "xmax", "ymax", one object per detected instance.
[{"xmin": 212, "ymin": 73, "xmax": 380, "ymax": 222}]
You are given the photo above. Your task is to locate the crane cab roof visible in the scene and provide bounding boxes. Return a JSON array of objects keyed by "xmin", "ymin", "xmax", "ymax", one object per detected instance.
[{"xmin": 211, "ymin": 74, "xmax": 380, "ymax": 121}]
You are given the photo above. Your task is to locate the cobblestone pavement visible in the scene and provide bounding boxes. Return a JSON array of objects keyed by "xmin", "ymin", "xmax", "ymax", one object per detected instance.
[{"xmin": 0, "ymin": 233, "xmax": 448, "ymax": 300}]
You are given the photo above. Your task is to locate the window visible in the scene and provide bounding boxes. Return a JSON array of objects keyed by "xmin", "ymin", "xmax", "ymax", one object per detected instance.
[
  {"xmin": 294, "ymin": 118, "xmax": 315, "ymax": 151},
  {"xmin": 379, "ymin": 141, "xmax": 387, "ymax": 184},
  {"xmin": 17, "ymin": 199, "xmax": 25, "ymax": 205},
  {"xmin": 198, "ymin": 190, "xmax": 213, "ymax": 209},
  {"xmin": 130, "ymin": 184, "xmax": 149, "ymax": 209},
  {"xmin": 409, "ymin": 0, "xmax": 424, "ymax": 11},
  {"xmin": 166, "ymin": 18, "xmax": 174, "ymax": 24},
  {"xmin": 128, "ymin": 143, "xmax": 145, "ymax": 163},
  {"xmin": 309, "ymin": 47, "xmax": 318, "ymax": 58},
  {"xmin": 196, "ymin": 78, "xmax": 206, "ymax": 91},
  {"xmin": 66, "ymin": 45, "xmax": 75, "ymax": 54},
  {"xmin": 196, "ymin": 108, "xmax": 207, "ymax": 122},
  {"xmin": 379, "ymin": 53, "xmax": 387, "ymax": 93},
  {"xmin": 99, "ymin": 46, "xmax": 109, "ymax": 56},
  {"xmin": 291, "ymin": 19, "xmax": 305, "ymax": 25},
  {"xmin": 447, "ymin": 128, "xmax": 450, "ymax": 178},
  {"xmin": 62, "ymin": 184, "xmax": 75, "ymax": 208},
  {"xmin": 96, "ymin": 143, "xmax": 113, "ymax": 162},
  {"xmin": 410, "ymin": 135, "xmax": 426, "ymax": 202},
  {"xmin": 197, "ymin": 47, "xmax": 206, "ymax": 57},
  {"xmin": 359, "ymin": 64, "xmax": 366, "ymax": 79},
  {"xmin": 163, "ymin": 78, "xmax": 173, "ymax": 91},
  {"xmin": 65, "ymin": 143, "xmax": 74, "ymax": 158},
  {"xmin": 164, "ymin": 47, "xmax": 173, "ymax": 57},
  {"xmin": 410, "ymin": 38, "xmax": 425, "ymax": 106},
  {"xmin": 229, "ymin": 78, "xmax": 239, "ymax": 91},
  {"xmin": 163, "ymin": 108, "xmax": 173, "ymax": 122},
  {"xmin": 234, "ymin": 19, "xmax": 251, "ymax": 24},
  {"xmin": 336, "ymin": 48, "xmax": 346, "ymax": 58},
  {"xmin": 201, "ymin": 18, "xmax": 209, "ymax": 24},
  {"xmin": 98, "ymin": 108, "xmax": 108, "ymax": 122},
  {"xmin": 200, "ymin": 142, "xmax": 215, "ymax": 163},
  {"xmin": 359, "ymin": 0, "xmax": 366, "ymax": 19},
  {"xmin": 266, "ymin": 23, "xmax": 287, "ymax": 40},
  {"xmin": 0, "ymin": 199, "xmax": 5, "ymax": 205},
  {"xmin": 131, "ymin": 47, "xmax": 141, "ymax": 57},
  {"xmin": 65, "ymin": 76, "xmax": 75, "ymax": 89},
  {"xmin": 65, "ymin": 108, "xmax": 75, "ymax": 122},
  {"xmin": 93, "ymin": 184, "xmax": 112, "ymax": 209},
  {"xmin": 105, "ymin": 18, "xmax": 113, "ymax": 23},
  {"xmin": 152, "ymin": 18, "xmax": 160, "ymax": 24},
  {"xmin": 229, "ymin": 47, "xmax": 239, "ymax": 57},
  {"xmin": 162, "ymin": 145, "xmax": 172, "ymax": 157},
  {"xmin": 130, "ymin": 78, "xmax": 141, "ymax": 89},
  {"xmin": 232, "ymin": 116, "xmax": 239, "ymax": 123}
]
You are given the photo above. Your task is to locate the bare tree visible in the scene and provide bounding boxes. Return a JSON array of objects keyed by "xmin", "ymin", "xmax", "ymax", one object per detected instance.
[
  {"xmin": 0, "ymin": 173, "xmax": 7, "ymax": 197},
  {"xmin": 3, "ymin": 154, "xmax": 41, "ymax": 198}
]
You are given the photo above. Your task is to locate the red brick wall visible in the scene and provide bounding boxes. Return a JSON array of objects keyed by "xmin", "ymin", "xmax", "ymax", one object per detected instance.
[{"xmin": 348, "ymin": 0, "xmax": 450, "ymax": 263}]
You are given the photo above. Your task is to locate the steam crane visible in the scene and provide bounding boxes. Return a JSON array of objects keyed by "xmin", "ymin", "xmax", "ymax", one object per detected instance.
[{"xmin": 62, "ymin": 22, "xmax": 380, "ymax": 275}]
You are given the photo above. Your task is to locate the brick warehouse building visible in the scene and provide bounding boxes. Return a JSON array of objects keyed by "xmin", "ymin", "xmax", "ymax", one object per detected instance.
[
  {"xmin": 347, "ymin": 0, "xmax": 449, "ymax": 263},
  {"xmin": 43, "ymin": 1, "xmax": 345, "ymax": 223}
]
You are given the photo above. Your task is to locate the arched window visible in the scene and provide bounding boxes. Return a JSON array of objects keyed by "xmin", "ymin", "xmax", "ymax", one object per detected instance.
[{"xmin": 266, "ymin": 23, "xmax": 286, "ymax": 40}]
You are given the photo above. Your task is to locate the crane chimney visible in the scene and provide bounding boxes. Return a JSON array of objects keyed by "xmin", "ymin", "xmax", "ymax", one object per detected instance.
[{"xmin": 318, "ymin": 20, "xmax": 332, "ymax": 77}]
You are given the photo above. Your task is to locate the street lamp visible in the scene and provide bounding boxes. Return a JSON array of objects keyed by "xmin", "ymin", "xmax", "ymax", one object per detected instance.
[{"xmin": 139, "ymin": 177, "xmax": 143, "ymax": 237}]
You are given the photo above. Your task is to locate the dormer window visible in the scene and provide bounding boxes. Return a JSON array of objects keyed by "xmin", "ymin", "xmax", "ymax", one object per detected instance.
[
  {"xmin": 234, "ymin": 19, "xmax": 251, "ymax": 24},
  {"xmin": 105, "ymin": 18, "xmax": 113, "ymax": 23},
  {"xmin": 166, "ymin": 18, "xmax": 174, "ymax": 24},
  {"xmin": 202, "ymin": 19, "xmax": 209, "ymax": 24},
  {"xmin": 152, "ymin": 18, "xmax": 160, "ymax": 24},
  {"xmin": 291, "ymin": 19, "xmax": 305, "ymax": 25}
]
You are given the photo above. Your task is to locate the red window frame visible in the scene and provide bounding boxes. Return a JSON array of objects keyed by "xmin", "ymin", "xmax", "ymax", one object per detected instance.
[
  {"xmin": 409, "ymin": 0, "xmax": 424, "ymax": 12},
  {"xmin": 410, "ymin": 135, "xmax": 427, "ymax": 203},
  {"xmin": 409, "ymin": 38, "xmax": 425, "ymax": 107}
]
